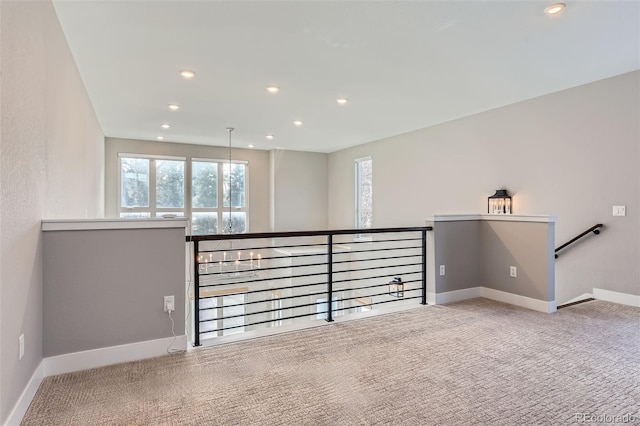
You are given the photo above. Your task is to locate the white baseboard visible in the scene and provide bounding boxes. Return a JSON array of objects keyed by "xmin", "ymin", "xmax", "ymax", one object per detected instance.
[
  {"xmin": 435, "ymin": 287, "xmax": 556, "ymax": 313},
  {"xmin": 5, "ymin": 336, "xmax": 187, "ymax": 425},
  {"xmin": 435, "ymin": 287, "xmax": 482, "ymax": 305},
  {"xmin": 480, "ymin": 287, "xmax": 556, "ymax": 313},
  {"xmin": 3, "ymin": 361, "xmax": 44, "ymax": 426},
  {"xmin": 44, "ymin": 335, "xmax": 187, "ymax": 377},
  {"xmin": 593, "ymin": 288, "xmax": 640, "ymax": 308}
]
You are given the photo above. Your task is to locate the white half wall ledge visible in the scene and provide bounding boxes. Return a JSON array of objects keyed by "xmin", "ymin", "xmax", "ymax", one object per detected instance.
[
  {"xmin": 435, "ymin": 287, "xmax": 557, "ymax": 313},
  {"xmin": 427, "ymin": 214, "xmax": 557, "ymax": 223},
  {"xmin": 41, "ymin": 217, "xmax": 189, "ymax": 231},
  {"xmin": 593, "ymin": 288, "xmax": 640, "ymax": 308}
]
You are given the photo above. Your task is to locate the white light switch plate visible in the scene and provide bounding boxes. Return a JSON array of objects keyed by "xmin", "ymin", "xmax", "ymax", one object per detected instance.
[{"xmin": 613, "ymin": 206, "xmax": 626, "ymax": 216}]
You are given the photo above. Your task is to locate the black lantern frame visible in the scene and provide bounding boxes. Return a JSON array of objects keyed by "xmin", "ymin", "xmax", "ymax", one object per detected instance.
[
  {"xmin": 488, "ymin": 189, "xmax": 512, "ymax": 214},
  {"xmin": 389, "ymin": 277, "xmax": 404, "ymax": 298}
]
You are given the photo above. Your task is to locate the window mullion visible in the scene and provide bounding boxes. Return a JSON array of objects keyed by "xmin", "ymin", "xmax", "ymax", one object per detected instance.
[
  {"xmin": 150, "ymin": 159, "xmax": 157, "ymax": 217},
  {"xmin": 185, "ymin": 159, "xmax": 192, "ymax": 231}
]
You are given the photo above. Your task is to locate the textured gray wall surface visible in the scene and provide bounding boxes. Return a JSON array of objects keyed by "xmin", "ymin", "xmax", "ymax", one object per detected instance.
[
  {"xmin": 43, "ymin": 227, "xmax": 185, "ymax": 357},
  {"xmin": 0, "ymin": 1, "xmax": 104, "ymax": 421}
]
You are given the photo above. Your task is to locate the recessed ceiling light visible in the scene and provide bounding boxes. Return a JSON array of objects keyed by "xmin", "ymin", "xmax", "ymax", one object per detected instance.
[
  {"xmin": 179, "ymin": 70, "xmax": 196, "ymax": 79},
  {"xmin": 336, "ymin": 97, "xmax": 349, "ymax": 105},
  {"xmin": 266, "ymin": 85, "xmax": 280, "ymax": 94},
  {"xmin": 293, "ymin": 120, "xmax": 303, "ymax": 127},
  {"xmin": 168, "ymin": 104, "xmax": 180, "ymax": 111},
  {"xmin": 248, "ymin": 144, "xmax": 255, "ymax": 148},
  {"xmin": 544, "ymin": 3, "xmax": 565, "ymax": 15},
  {"xmin": 156, "ymin": 136, "xmax": 164, "ymax": 140},
  {"xmin": 266, "ymin": 134, "xmax": 275, "ymax": 140},
  {"xmin": 161, "ymin": 123, "xmax": 171, "ymax": 129}
]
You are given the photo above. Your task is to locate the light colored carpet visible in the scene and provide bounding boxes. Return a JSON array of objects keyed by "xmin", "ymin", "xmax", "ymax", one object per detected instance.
[{"xmin": 22, "ymin": 298, "xmax": 640, "ymax": 425}]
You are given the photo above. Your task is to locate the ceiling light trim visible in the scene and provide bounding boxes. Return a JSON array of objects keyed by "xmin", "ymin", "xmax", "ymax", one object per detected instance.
[
  {"xmin": 544, "ymin": 3, "xmax": 565, "ymax": 15},
  {"xmin": 179, "ymin": 70, "xmax": 196, "ymax": 79}
]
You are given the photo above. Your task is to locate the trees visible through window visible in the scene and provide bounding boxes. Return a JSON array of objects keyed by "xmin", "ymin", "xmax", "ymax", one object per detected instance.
[
  {"xmin": 120, "ymin": 156, "xmax": 185, "ymax": 219},
  {"xmin": 191, "ymin": 160, "xmax": 247, "ymax": 235},
  {"xmin": 355, "ymin": 157, "xmax": 373, "ymax": 229},
  {"xmin": 119, "ymin": 155, "xmax": 247, "ymax": 235}
]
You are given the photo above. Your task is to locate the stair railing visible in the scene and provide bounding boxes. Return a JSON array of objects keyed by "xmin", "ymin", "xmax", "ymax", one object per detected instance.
[{"xmin": 555, "ymin": 224, "xmax": 603, "ymax": 258}]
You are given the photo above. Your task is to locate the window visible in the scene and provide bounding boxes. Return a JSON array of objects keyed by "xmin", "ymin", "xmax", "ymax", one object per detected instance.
[
  {"xmin": 191, "ymin": 159, "xmax": 247, "ymax": 235},
  {"xmin": 120, "ymin": 155, "xmax": 185, "ymax": 219},
  {"xmin": 119, "ymin": 154, "xmax": 248, "ymax": 234},
  {"xmin": 355, "ymin": 157, "xmax": 373, "ymax": 229}
]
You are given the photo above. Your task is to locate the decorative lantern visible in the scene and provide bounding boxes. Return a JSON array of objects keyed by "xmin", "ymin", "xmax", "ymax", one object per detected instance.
[
  {"xmin": 488, "ymin": 189, "xmax": 512, "ymax": 214},
  {"xmin": 389, "ymin": 277, "xmax": 404, "ymax": 298}
]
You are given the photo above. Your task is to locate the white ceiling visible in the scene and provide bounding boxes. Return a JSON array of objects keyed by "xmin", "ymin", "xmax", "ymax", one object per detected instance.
[{"xmin": 52, "ymin": 1, "xmax": 640, "ymax": 153}]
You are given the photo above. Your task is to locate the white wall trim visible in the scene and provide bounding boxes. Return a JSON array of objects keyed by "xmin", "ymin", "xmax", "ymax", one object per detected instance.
[
  {"xmin": 44, "ymin": 335, "xmax": 187, "ymax": 377},
  {"xmin": 4, "ymin": 361, "xmax": 44, "ymax": 426},
  {"xmin": 593, "ymin": 288, "xmax": 640, "ymax": 308},
  {"xmin": 428, "ymin": 214, "xmax": 556, "ymax": 223},
  {"xmin": 480, "ymin": 287, "xmax": 556, "ymax": 313},
  {"xmin": 435, "ymin": 287, "xmax": 482, "ymax": 304},
  {"xmin": 434, "ymin": 286, "xmax": 556, "ymax": 313},
  {"xmin": 41, "ymin": 217, "xmax": 189, "ymax": 231}
]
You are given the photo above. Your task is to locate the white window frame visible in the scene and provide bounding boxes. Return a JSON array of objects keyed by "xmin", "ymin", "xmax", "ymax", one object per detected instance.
[
  {"xmin": 355, "ymin": 156, "xmax": 373, "ymax": 231},
  {"xmin": 191, "ymin": 158, "xmax": 249, "ymax": 235},
  {"xmin": 118, "ymin": 153, "xmax": 249, "ymax": 235},
  {"xmin": 118, "ymin": 153, "xmax": 186, "ymax": 219}
]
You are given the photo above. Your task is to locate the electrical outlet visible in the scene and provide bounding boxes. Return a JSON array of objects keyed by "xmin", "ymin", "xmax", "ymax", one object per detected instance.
[
  {"xmin": 439, "ymin": 265, "xmax": 445, "ymax": 276},
  {"xmin": 164, "ymin": 295, "xmax": 175, "ymax": 312},
  {"xmin": 510, "ymin": 266, "xmax": 517, "ymax": 278},
  {"xmin": 19, "ymin": 334, "xmax": 24, "ymax": 360}
]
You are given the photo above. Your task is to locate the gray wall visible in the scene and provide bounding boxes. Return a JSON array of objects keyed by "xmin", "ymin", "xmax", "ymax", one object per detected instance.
[
  {"xmin": 43, "ymin": 226, "xmax": 185, "ymax": 356},
  {"xmin": 479, "ymin": 221, "xmax": 555, "ymax": 301},
  {"xmin": 0, "ymin": 1, "xmax": 104, "ymax": 423},
  {"xmin": 105, "ymin": 137, "xmax": 271, "ymax": 232},
  {"xmin": 433, "ymin": 219, "xmax": 555, "ymax": 302},
  {"xmin": 433, "ymin": 221, "xmax": 481, "ymax": 293},
  {"xmin": 270, "ymin": 150, "xmax": 328, "ymax": 231},
  {"xmin": 329, "ymin": 71, "xmax": 640, "ymax": 303}
]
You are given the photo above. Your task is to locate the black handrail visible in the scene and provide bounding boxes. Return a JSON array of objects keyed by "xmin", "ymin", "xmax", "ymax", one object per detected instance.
[
  {"xmin": 187, "ymin": 226, "xmax": 432, "ymax": 241},
  {"xmin": 555, "ymin": 224, "xmax": 603, "ymax": 258}
]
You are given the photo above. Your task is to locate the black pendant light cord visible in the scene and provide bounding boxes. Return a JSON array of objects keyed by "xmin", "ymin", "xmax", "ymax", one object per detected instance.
[{"xmin": 226, "ymin": 127, "xmax": 234, "ymax": 234}]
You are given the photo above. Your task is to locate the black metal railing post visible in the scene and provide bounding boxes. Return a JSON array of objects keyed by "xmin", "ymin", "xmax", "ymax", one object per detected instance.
[
  {"xmin": 326, "ymin": 233, "xmax": 334, "ymax": 322},
  {"xmin": 421, "ymin": 229, "xmax": 427, "ymax": 305},
  {"xmin": 193, "ymin": 240, "xmax": 201, "ymax": 346}
]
